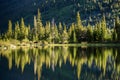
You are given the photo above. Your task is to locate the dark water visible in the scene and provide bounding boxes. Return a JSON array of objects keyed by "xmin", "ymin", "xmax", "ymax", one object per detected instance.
[{"xmin": 0, "ymin": 46, "xmax": 120, "ymax": 80}]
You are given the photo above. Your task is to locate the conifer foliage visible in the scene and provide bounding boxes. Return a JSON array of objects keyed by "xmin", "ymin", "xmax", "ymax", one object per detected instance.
[{"xmin": 1, "ymin": 10, "xmax": 119, "ymax": 43}]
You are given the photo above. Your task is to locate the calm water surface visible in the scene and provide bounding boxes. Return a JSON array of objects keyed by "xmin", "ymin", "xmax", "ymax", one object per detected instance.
[{"xmin": 0, "ymin": 46, "xmax": 120, "ymax": 80}]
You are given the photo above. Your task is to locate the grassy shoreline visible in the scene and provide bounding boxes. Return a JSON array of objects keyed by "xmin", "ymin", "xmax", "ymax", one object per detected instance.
[{"xmin": 0, "ymin": 40, "xmax": 120, "ymax": 48}]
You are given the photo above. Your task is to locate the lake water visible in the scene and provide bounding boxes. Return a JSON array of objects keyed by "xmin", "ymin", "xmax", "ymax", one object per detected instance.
[{"xmin": 0, "ymin": 46, "xmax": 120, "ymax": 80}]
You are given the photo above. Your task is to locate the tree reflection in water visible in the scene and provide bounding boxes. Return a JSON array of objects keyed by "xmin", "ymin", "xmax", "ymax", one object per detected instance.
[{"xmin": 0, "ymin": 46, "xmax": 120, "ymax": 80}]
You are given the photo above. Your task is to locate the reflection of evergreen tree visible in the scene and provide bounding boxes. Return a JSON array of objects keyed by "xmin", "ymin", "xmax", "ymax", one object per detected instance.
[{"xmin": 1, "ymin": 46, "xmax": 120, "ymax": 80}]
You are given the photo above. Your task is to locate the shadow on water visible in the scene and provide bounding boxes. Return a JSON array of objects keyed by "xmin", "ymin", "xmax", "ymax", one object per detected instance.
[{"xmin": 0, "ymin": 46, "xmax": 120, "ymax": 80}]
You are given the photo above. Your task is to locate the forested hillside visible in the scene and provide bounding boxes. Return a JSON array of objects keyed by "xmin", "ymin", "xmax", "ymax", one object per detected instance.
[
  {"xmin": 0, "ymin": 8, "xmax": 120, "ymax": 44},
  {"xmin": 0, "ymin": 0, "xmax": 120, "ymax": 32}
]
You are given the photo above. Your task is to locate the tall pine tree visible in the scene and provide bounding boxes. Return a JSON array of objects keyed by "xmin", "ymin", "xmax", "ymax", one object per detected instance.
[
  {"xmin": 115, "ymin": 16, "xmax": 120, "ymax": 41},
  {"xmin": 76, "ymin": 12, "xmax": 83, "ymax": 30},
  {"xmin": 37, "ymin": 9, "xmax": 44, "ymax": 40},
  {"xmin": 20, "ymin": 18, "xmax": 25, "ymax": 41},
  {"xmin": 87, "ymin": 24, "xmax": 93, "ymax": 42},
  {"xmin": 7, "ymin": 20, "xmax": 12, "ymax": 39},
  {"xmin": 61, "ymin": 24, "xmax": 69, "ymax": 43},
  {"xmin": 101, "ymin": 15, "xmax": 107, "ymax": 41},
  {"xmin": 14, "ymin": 22, "xmax": 20, "ymax": 40}
]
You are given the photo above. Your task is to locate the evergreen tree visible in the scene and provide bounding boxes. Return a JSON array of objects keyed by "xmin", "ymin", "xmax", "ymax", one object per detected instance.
[
  {"xmin": 28, "ymin": 25, "xmax": 31, "ymax": 34},
  {"xmin": 61, "ymin": 24, "xmax": 69, "ymax": 43},
  {"xmin": 36, "ymin": 9, "xmax": 44, "ymax": 40},
  {"xmin": 112, "ymin": 29, "xmax": 117, "ymax": 42},
  {"xmin": 29, "ymin": 29, "xmax": 38, "ymax": 41},
  {"xmin": 7, "ymin": 20, "xmax": 12, "ymax": 39},
  {"xmin": 101, "ymin": 15, "xmax": 107, "ymax": 41},
  {"xmin": 58, "ymin": 22, "xmax": 63, "ymax": 43},
  {"xmin": 34, "ymin": 16, "xmax": 37, "ymax": 34},
  {"xmin": 45, "ymin": 21, "xmax": 50, "ymax": 41},
  {"xmin": 54, "ymin": 24, "xmax": 59, "ymax": 43},
  {"xmin": 76, "ymin": 12, "xmax": 83, "ymax": 42},
  {"xmin": 24, "ymin": 26, "xmax": 29, "ymax": 39},
  {"xmin": 14, "ymin": 22, "xmax": 20, "ymax": 40},
  {"xmin": 37, "ymin": 9, "xmax": 42, "ymax": 29},
  {"xmin": 73, "ymin": 25, "xmax": 77, "ymax": 43},
  {"xmin": 93, "ymin": 25, "xmax": 98, "ymax": 41},
  {"xmin": 33, "ymin": 16, "xmax": 38, "ymax": 41},
  {"xmin": 68, "ymin": 24, "xmax": 73, "ymax": 37},
  {"xmin": 3, "ymin": 33, "xmax": 8, "ymax": 41},
  {"xmin": 27, "ymin": 25, "xmax": 32, "ymax": 41},
  {"xmin": 0, "ymin": 33, "xmax": 1, "ymax": 40},
  {"xmin": 39, "ymin": 26, "xmax": 45, "ymax": 40},
  {"xmin": 1, "ymin": 9, "xmax": 119, "ymax": 43},
  {"xmin": 76, "ymin": 11, "xmax": 83, "ymax": 30},
  {"xmin": 58, "ymin": 22, "xmax": 63, "ymax": 34},
  {"xmin": 20, "ymin": 18, "xmax": 25, "ymax": 41},
  {"xmin": 87, "ymin": 24, "xmax": 93, "ymax": 42},
  {"xmin": 96, "ymin": 22, "xmax": 102, "ymax": 41},
  {"xmin": 115, "ymin": 16, "xmax": 120, "ymax": 41},
  {"xmin": 14, "ymin": 24, "xmax": 17, "ymax": 40},
  {"xmin": 33, "ymin": 33, "xmax": 38, "ymax": 41},
  {"xmin": 69, "ymin": 23, "xmax": 77, "ymax": 43},
  {"xmin": 63, "ymin": 23, "xmax": 67, "ymax": 31},
  {"xmin": 68, "ymin": 24, "xmax": 73, "ymax": 42},
  {"xmin": 51, "ymin": 18, "xmax": 55, "ymax": 43}
]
